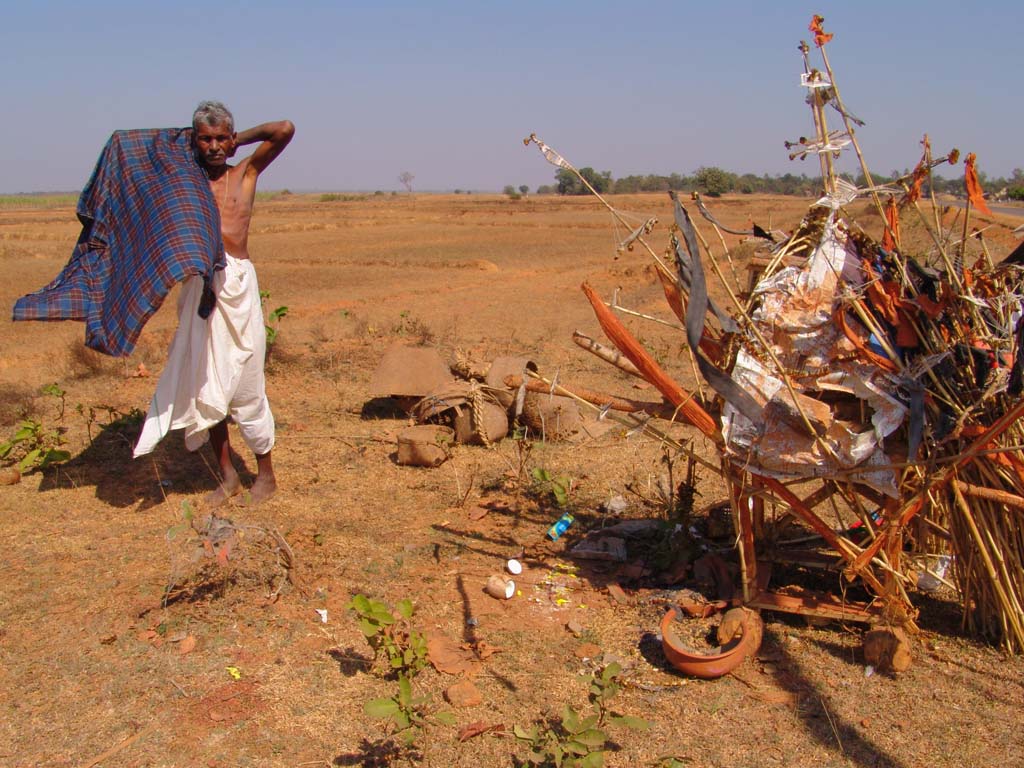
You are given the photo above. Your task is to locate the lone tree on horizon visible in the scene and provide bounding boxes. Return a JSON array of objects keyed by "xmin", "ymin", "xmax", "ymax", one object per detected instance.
[{"xmin": 398, "ymin": 171, "xmax": 415, "ymax": 193}]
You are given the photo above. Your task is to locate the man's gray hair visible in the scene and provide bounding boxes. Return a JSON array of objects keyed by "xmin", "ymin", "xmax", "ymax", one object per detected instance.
[{"xmin": 192, "ymin": 100, "xmax": 234, "ymax": 132}]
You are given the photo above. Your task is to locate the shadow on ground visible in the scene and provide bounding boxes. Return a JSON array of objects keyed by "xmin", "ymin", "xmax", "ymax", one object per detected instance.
[{"xmin": 36, "ymin": 421, "xmax": 248, "ymax": 510}]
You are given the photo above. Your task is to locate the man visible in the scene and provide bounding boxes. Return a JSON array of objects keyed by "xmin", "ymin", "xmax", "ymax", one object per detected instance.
[{"xmin": 133, "ymin": 101, "xmax": 294, "ymax": 506}]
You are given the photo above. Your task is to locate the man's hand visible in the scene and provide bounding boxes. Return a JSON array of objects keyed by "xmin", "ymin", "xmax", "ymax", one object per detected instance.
[{"xmin": 235, "ymin": 121, "xmax": 295, "ymax": 175}]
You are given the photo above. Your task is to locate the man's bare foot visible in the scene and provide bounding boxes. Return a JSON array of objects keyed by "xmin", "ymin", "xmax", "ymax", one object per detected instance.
[
  {"xmin": 204, "ymin": 471, "xmax": 242, "ymax": 508},
  {"xmin": 242, "ymin": 473, "xmax": 277, "ymax": 506}
]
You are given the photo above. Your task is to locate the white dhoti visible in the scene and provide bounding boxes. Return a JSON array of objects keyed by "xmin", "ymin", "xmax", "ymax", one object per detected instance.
[{"xmin": 133, "ymin": 254, "xmax": 275, "ymax": 458}]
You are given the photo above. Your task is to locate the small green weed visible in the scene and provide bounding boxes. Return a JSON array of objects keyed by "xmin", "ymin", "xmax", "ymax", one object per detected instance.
[
  {"xmin": 364, "ymin": 673, "xmax": 456, "ymax": 746},
  {"xmin": 0, "ymin": 383, "xmax": 73, "ymax": 472},
  {"xmin": 165, "ymin": 499, "xmax": 196, "ymax": 541},
  {"xmin": 40, "ymin": 383, "xmax": 67, "ymax": 422},
  {"xmin": 513, "ymin": 662, "xmax": 649, "ymax": 767},
  {"xmin": 531, "ymin": 467, "xmax": 575, "ymax": 508},
  {"xmin": 259, "ymin": 290, "xmax": 288, "ymax": 348},
  {"xmin": 347, "ymin": 594, "xmax": 429, "ymax": 678},
  {"xmin": 0, "ymin": 419, "xmax": 70, "ymax": 473}
]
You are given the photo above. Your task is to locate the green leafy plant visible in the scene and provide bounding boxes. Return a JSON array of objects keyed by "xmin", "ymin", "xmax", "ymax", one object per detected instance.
[
  {"xmin": 40, "ymin": 382, "xmax": 67, "ymax": 422},
  {"xmin": 76, "ymin": 403, "xmax": 144, "ymax": 445},
  {"xmin": 165, "ymin": 500, "xmax": 196, "ymax": 541},
  {"xmin": 259, "ymin": 290, "xmax": 289, "ymax": 347},
  {"xmin": 531, "ymin": 467, "xmax": 575, "ymax": 508},
  {"xmin": 513, "ymin": 663, "xmax": 649, "ymax": 767},
  {"xmin": 364, "ymin": 673, "xmax": 456, "ymax": 746},
  {"xmin": 0, "ymin": 419, "xmax": 70, "ymax": 473},
  {"xmin": 347, "ymin": 594, "xmax": 429, "ymax": 678}
]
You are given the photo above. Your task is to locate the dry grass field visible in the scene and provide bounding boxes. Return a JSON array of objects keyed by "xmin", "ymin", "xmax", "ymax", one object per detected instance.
[{"xmin": 1, "ymin": 192, "xmax": 1023, "ymax": 768}]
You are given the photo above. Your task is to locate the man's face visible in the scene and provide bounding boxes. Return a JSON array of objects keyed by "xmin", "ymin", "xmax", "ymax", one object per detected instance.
[{"xmin": 194, "ymin": 122, "xmax": 236, "ymax": 168}]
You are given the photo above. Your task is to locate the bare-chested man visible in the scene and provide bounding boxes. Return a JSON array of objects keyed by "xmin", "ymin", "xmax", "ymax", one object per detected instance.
[
  {"xmin": 133, "ymin": 101, "xmax": 294, "ymax": 506},
  {"xmin": 192, "ymin": 101, "xmax": 294, "ymax": 506}
]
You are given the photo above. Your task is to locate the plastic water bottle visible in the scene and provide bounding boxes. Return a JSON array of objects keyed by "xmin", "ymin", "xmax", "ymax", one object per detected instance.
[{"xmin": 547, "ymin": 512, "xmax": 575, "ymax": 541}]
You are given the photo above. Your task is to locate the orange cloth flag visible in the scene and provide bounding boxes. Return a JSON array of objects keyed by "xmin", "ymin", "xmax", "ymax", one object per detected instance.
[
  {"xmin": 809, "ymin": 15, "xmax": 833, "ymax": 47},
  {"xmin": 964, "ymin": 153, "xmax": 993, "ymax": 217},
  {"xmin": 882, "ymin": 197, "xmax": 900, "ymax": 252},
  {"xmin": 903, "ymin": 136, "xmax": 930, "ymax": 205}
]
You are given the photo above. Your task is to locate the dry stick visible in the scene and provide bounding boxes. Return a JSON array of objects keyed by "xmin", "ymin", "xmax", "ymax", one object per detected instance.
[
  {"xmin": 817, "ymin": 41, "xmax": 885, "ymax": 226},
  {"xmin": 551, "ymin": 147, "xmax": 675, "ymax": 280},
  {"xmin": 923, "ymin": 137, "xmax": 947, "ymax": 241},
  {"xmin": 904, "ymin": 196, "xmax": 962, "ymax": 290},
  {"xmin": 849, "ymin": 396, "xmax": 1024, "ymax": 577},
  {"xmin": 694, "ymin": 196, "xmax": 743, "ymax": 292},
  {"xmin": 529, "ymin": 136, "xmax": 719, "ymax": 404},
  {"xmin": 82, "ymin": 724, "xmax": 154, "ymax": 768},
  {"xmin": 960, "ymin": 188, "xmax": 974, "ymax": 267},
  {"xmin": 811, "ymin": 86, "xmax": 837, "ymax": 197},
  {"xmin": 606, "ymin": 298, "xmax": 683, "ymax": 331},
  {"xmin": 951, "ymin": 477, "xmax": 1024, "ymax": 649},
  {"xmin": 977, "ymin": 231, "xmax": 996, "ymax": 271},
  {"xmin": 844, "ymin": 294, "xmax": 905, "ymax": 372},
  {"xmin": 799, "ymin": 42, "xmax": 833, "ymax": 192},
  {"xmin": 728, "ymin": 481, "xmax": 752, "ymax": 603},
  {"xmin": 959, "ymin": 481, "xmax": 1024, "ymax": 512},
  {"xmin": 984, "ymin": 520, "xmax": 1024, "ymax": 622},
  {"xmin": 521, "ymin": 369, "xmax": 721, "ymax": 476},
  {"xmin": 582, "ymin": 282, "xmax": 720, "ymax": 440},
  {"xmin": 504, "ymin": 375, "xmax": 678, "ymax": 418},
  {"xmin": 572, "ymin": 331, "xmax": 643, "ymax": 378}
]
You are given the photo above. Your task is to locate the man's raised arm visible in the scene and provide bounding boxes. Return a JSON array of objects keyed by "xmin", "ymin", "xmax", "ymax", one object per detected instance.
[{"xmin": 234, "ymin": 120, "xmax": 295, "ymax": 174}]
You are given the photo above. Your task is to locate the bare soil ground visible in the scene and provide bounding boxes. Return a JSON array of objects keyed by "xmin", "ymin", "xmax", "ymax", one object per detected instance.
[{"xmin": 1, "ymin": 192, "xmax": 1023, "ymax": 768}]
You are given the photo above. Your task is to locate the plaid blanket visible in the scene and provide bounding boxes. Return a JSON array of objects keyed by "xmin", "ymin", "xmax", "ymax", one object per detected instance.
[{"xmin": 12, "ymin": 128, "xmax": 224, "ymax": 357}]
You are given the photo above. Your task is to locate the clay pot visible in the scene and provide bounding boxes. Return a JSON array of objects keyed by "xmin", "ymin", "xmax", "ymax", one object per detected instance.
[
  {"xmin": 452, "ymin": 401, "xmax": 509, "ymax": 445},
  {"xmin": 520, "ymin": 392, "xmax": 580, "ymax": 441},
  {"xmin": 414, "ymin": 381, "xmax": 509, "ymax": 445},
  {"xmin": 660, "ymin": 606, "xmax": 763, "ymax": 679}
]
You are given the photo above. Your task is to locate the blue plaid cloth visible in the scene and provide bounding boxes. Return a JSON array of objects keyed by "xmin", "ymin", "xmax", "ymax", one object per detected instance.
[{"xmin": 12, "ymin": 128, "xmax": 224, "ymax": 357}]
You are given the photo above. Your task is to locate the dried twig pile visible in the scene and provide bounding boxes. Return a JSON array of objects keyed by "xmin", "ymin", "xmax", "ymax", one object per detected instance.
[{"xmin": 526, "ymin": 15, "xmax": 1024, "ymax": 652}]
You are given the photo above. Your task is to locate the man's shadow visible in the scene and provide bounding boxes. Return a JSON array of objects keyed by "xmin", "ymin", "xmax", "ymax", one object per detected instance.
[{"xmin": 37, "ymin": 420, "xmax": 248, "ymax": 511}]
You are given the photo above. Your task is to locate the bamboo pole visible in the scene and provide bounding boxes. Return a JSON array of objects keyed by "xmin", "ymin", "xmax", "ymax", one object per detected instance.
[
  {"xmin": 951, "ymin": 477, "xmax": 1024, "ymax": 649},
  {"xmin": 816, "ymin": 39, "xmax": 885, "ymax": 223},
  {"xmin": 572, "ymin": 331, "xmax": 643, "ymax": 378}
]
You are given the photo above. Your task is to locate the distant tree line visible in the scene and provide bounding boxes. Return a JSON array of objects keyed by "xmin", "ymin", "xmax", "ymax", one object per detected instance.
[{"xmin": 518, "ymin": 166, "xmax": 1024, "ymax": 200}]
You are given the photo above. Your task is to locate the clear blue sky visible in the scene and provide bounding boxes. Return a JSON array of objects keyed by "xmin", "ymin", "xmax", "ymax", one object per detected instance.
[{"xmin": 2, "ymin": 1, "xmax": 1020, "ymax": 193}]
